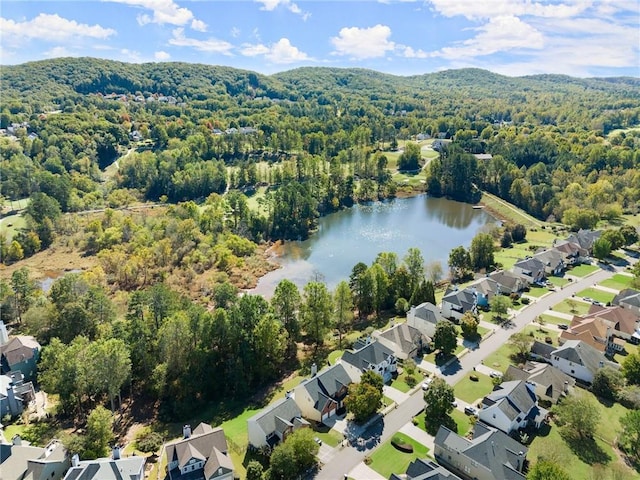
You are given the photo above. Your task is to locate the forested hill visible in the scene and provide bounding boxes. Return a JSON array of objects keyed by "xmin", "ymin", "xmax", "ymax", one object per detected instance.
[{"xmin": 3, "ymin": 57, "xmax": 638, "ymax": 113}]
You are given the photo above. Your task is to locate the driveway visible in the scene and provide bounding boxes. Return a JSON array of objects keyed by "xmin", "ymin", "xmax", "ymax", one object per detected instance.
[{"xmin": 383, "ymin": 385, "xmax": 410, "ymax": 405}]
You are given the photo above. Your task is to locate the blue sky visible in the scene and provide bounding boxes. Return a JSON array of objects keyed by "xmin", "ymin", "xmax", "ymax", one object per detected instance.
[{"xmin": 1, "ymin": 0, "xmax": 639, "ymax": 77}]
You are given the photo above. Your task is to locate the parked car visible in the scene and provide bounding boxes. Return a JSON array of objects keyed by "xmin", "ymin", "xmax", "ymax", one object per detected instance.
[
  {"xmin": 451, "ymin": 400, "xmax": 458, "ymax": 408},
  {"xmin": 422, "ymin": 378, "xmax": 433, "ymax": 390},
  {"xmin": 592, "ymin": 300, "xmax": 604, "ymax": 306},
  {"xmin": 489, "ymin": 370, "xmax": 502, "ymax": 379},
  {"xmin": 583, "ymin": 296, "xmax": 593, "ymax": 303},
  {"xmin": 314, "ymin": 437, "xmax": 322, "ymax": 446},
  {"xmin": 464, "ymin": 406, "xmax": 478, "ymax": 416},
  {"xmin": 558, "ymin": 324, "xmax": 569, "ymax": 330}
]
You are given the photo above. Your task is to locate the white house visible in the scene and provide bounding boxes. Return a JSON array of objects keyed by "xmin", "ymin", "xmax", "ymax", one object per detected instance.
[
  {"xmin": 64, "ymin": 447, "xmax": 145, "ymax": 480},
  {"xmin": 247, "ymin": 396, "xmax": 309, "ymax": 449},
  {"xmin": 478, "ymin": 381, "xmax": 547, "ymax": 435},
  {"xmin": 548, "ymin": 340, "xmax": 620, "ymax": 384},
  {"xmin": 339, "ymin": 338, "xmax": 397, "ymax": 383}
]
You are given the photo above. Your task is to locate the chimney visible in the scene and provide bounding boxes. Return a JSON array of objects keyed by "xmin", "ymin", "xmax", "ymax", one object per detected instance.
[
  {"xmin": 598, "ymin": 361, "xmax": 604, "ymax": 368},
  {"xmin": 311, "ymin": 363, "xmax": 317, "ymax": 377},
  {"xmin": 72, "ymin": 454, "xmax": 80, "ymax": 467},
  {"xmin": 564, "ymin": 381, "xmax": 569, "ymax": 393},
  {"xmin": 285, "ymin": 390, "xmax": 291, "ymax": 399},
  {"xmin": 112, "ymin": 445, "xmax": 121, "ymax": 460},
  {"xmin": 183, "ymin": 425, "xmax": 192, "ymax": 439},
  {"xmin": 12, "ymin": 434, "xmax": 22, "ymax": 446}
]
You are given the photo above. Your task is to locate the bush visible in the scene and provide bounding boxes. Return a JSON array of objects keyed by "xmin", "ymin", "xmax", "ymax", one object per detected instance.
[
  {"xmin": 135, "ymin": 430, "xmax": 164, "ymax": 453},
  {"xmin": 391, "ymin": 435, "xmax": 414, "ymax": 453},
  {"xmin": 521, "ymin": 297, "xmax": 530, "ymax": 305},
  {"xmin": 469, "ymin": 374, "xmax": 479, "ymax": 382},
  {"xmin": 405, "ymin": 374, "xmax": 417, "ymax": 387}
]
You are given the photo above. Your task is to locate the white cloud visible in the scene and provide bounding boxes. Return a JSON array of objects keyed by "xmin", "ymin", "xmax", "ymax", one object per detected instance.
[
  {"xmin": 0, "ymin": 14, "xmax": 115, "ymax": 42},
  {"xmin": 425, "ymin": 0, "xmax": 590, "ymax": 21},
  {"xmin": 230, "ymin": 27, "xmax": 241, "ymax": 38},
  {"xmin": 168, "ymin": 28, "xmax": 233, "ymax": 55},
  {"xmin": 44, "ymin": 46, "xmax": 76, "ymax": 58},
  {"xmin": 402, "ymin": 46, "xmax": 428, "ymax": 59},
  {"xmin": 255, "ymin": 0, "xmax": 310, "ymax": 19},
  {"xmin": 120, "ymin": 48, "xmax": 143, "ymax": 62},
  {"xmin": 241, "ymin": 38, "xmax": 309, "ymax": 64},
  {"xmin": 108, "ymin": 0, "xmax": 206, "ymax": 30},
  {"xmin": 331, "ymin": 24, "xmax": 396, "ymax": 59},
  {"xmin": 432, "ymin": 16, "xmax": 544, "ymax": 59},
  {"xmin": 155, "ymin": 50, "xmax": 171, "ymax": 61}
]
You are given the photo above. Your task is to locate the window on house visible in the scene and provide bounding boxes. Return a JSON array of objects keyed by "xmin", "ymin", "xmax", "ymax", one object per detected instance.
[{"xmin": 571, "ymin": 370, "xmax": 575, "ymax": 374}]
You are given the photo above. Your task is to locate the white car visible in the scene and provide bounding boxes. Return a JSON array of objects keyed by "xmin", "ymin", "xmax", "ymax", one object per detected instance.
[
  {"xmin": 489, "ymin": 370, "xmax": 502, "ymax": 379},
  {"xmin": 422, "ymin": 378, "xmax": 433, "ymax": 390}
]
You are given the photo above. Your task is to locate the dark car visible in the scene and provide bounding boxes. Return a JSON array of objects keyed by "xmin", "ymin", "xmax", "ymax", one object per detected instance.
[
  {"xmin": 558, "ymin": 324, "xmax": 569, "ymax": 330},
  {"xmin": 464, "ymin": 406, "xmax": 478, "ymax": 416}
]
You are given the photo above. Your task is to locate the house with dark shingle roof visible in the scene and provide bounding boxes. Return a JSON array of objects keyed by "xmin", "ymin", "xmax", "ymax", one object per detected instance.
[
  {"xmin": 478, "ymin": 381, "xmax": 547, "ymax": 434},
  {"xmin": 441, "ymin": 288, "xmax": 477, "ymax": 321},
  {"xmin": 612, "ymin": 288, "xmax": 640, "ymax": 318},
  {"xmin": 552, "ymin": 240, "xmax": 582, "ymax": 265},
  {"xmin": 247, "ymin": 396, "xmax": 309, "ymax": 449},
  {"xmin": 505, "ymin": 362, "xmax": 575, "ymax": 405},
  {"xmin": 292, "ymin": 362, "xmax": 361, "ymax": 423},
  {"xmin": 434, "ymin": 423, "xmax": 528, "ymax": 480},
  {"xmin": 488, "ymin": 270, "xmax": 529, "ymax": 295},
  {"xmin": 164, "ymin": 423, "xmax": 233, "ymax": 480},
  {"xmin": 0, "ymin": 335, "xmax": 41, "ymax": 381},
  {"xmin": 340, "ymin": 338, "xmax": 397, "ymax": 383},
  {"xmin": 548, "ymin": 340, "xmax": 619, "ymax": 384},
  {"xmin": 512, "ymin": 257, "xmax": 546, "ymax": 284},
  {"xmin": 565, "ymin": 229, "xmax": 601, "ymax": 255},
  {"xmin": 63, "ymin": 448, "xmax": 145, "ymax": 480},
  {"xmin": 0, "ymin": 436, "xmax": 69, "ymax": 480},
  {"xmin": 374, "ymin": 323, "xmax": 429, "ymax": 360},
  {"xmin": 533, "ymin": 249, "xmax": 565, "ymax": 276},
  {"xmin": 389, "ymin": 458, "xmax": 462, "ymax": 479},
  {"xmin": 407, "ymin": 302, "xmax": 445, "ymax": 338},
  {"xmin": 468, "ymin": 278, "xmax": 501, "ymax": 308}
]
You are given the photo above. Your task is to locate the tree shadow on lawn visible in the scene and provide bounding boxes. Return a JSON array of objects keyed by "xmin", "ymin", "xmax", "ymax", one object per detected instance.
[{"xmin": 560, "ymin": 430, "xmax": 612, "ymax": 466}]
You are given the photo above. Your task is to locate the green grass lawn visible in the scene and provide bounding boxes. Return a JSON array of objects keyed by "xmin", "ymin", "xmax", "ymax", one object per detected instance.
[
  {"xmin": 450, "ymin": 408, "xmax": 473, "ymax": 437},
  {"xmin": 538, "ymin": 313, "xmax": 570, "ymax": 326},
  {"xmin": 522, "ymin": 324, "xmax": 559, "ymax": 345},
  {"xmin": 0, "ymin": 213, "xmax": 26, "ymax": 241},
  {"xmin": 551, "ymin": 299, "xmax": 591, "ymax": 316},
  {"xmin": 480, "ymin": 192, "xmax": 544, "ymax": 230},
  {"xmin": 576, "ymin": 288, "xmax": 615, "ymax": 305},
  {"xmin": 368, "ymin": 433, "xmax": 429, "ymax": 478},
  {"xmin": 548, "ymin": 276, "xmax": 571, "ymax": 287},
  {"xmin": 454, "ymin": 372, "xmax": 495, "ymax": 405},
  {"xmin": 268, "ymin": 374, "xmax": 304, "ymax": 404},
  {"xmin": 495, "ymin": 243, "xmax": 536, "ymax": 271},
  {"xmin": 567, "ymin": 264, "xmax": 600, "ymax": 277},
  {"xmin": 527, "ymin": 286, "xmax": 550, "ymax": 298},
  {"xmin": 328, "ymin": 349, "xmax": 344, "ymax": 365},
  {"xmin": 613, "ymin": 341, "xmax": 639, "ymax": 364},
  {"xmin": 482, "ymin": 343, "xmax": 515, "ymax": 374},
  {"xmin": 245, "ymin": 186, "xmax": 268, "ymax": 214},
  {"xmin": 599, "ymin": 273, "xmax": 634, "ymax": 291},
  {"xmin": 423, "ymin": 344, "xmax": 465, "ymax": 365},
  {"xmin": 391, "ymin": 369, "xmax": 419, "ymax": 393},
  {"xmin": 313, "ymin": 427, "xmax": 342, "ymax": 447}
]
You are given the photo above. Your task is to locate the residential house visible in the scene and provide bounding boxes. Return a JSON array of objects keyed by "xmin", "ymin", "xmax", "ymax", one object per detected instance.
[
  {"xmin": 478, "ymin": 381, "xmax": 547, "ymax": 434},
  {"xmin": 533, "ymin": 249, "xmax": 565, "ymax": 276},
  {"xmin": 389, "ymin": 458, "xmax": 462, "ymax": 479},
  {"xmin": 0, "ymin": 335, "xmax": 41, "ymax": 381},
  {"xmin": 585, "ymin": 304, "xmax": 638, "ymax": 342},
  {"xmin": 406, "ymin": 302, "xmax": 445, "ymax": 339},
  {"xmin": 552, "ymin": 240, "xmax": 582, "ymax": 266},
  {"xmin": 613, "ymin": 288, "xmax": 640, "ymax": 318},
  {"xmin": 247, "ymin": 396, "xmax": 309, "ymax": 449},
  {"xmin": 0, "ymin": 371, "xmax": 35, "ymax": 418},
  {"xmin": 547, "ymin": 340, "xmax": 620, "ymax": 384},
  {"xmin": 505, "ymin": 362, "xmax": 575, "ymax": 405},
  {"xmin": 529, "ymin": 340, "xmax": 556, "ymax": 363},
  {"xmin": 164, "ymin": 423, "xmax": 234, "ymax": 480},
  {"xmin": 63, "ymin": 447, "xmax": 145, "ymax": 480},
  {"xmin": 512, "ymin": 257, "xmax": 546, "ymax": 284},
  {"xmin": 0, "ymin": 436, "xmax": 69, "ymax": 480},
  {"xmin": 488, "ymin": 270, "xmax": 528, "ymax": 295},
  {"xmin": 559, "ymin": 316, "xmax": 623, "ymax": 354},
  {"xmin": 434, "ymin": 423, "xmax": 528, "ymax": 480},
  {"xmin": 565, "ymin": 229, "xmax": 601, "ymax": 256},
  {"xmin": 340, "ymin": 338, "xmax": 397, "ymax": 383},
  {"xmin": 373, "ymin": 323, "xmax": 429, "ymax": 360},
  {"xmin": 441, "ymin": 288, "xmax": 477, "ymax": 321},
  {"xmin": 468, "ymin": 277, "xmax": 501, "ymax": 308},
  {"xmin": 292, "ymin": 362, "xmax": 361, "ymax": 423}
]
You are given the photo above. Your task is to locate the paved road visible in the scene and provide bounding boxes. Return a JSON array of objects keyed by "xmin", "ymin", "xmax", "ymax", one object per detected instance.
[{"xmin": 315, "ymin": 266, "xmax": 617, "ymax": 480}]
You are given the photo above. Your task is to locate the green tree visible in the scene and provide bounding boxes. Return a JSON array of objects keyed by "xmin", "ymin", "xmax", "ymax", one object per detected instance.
[
  {"xmin": 618, "ymin": 225, "xmax": 639, "ymax": 246},
  {"xmin": 554, "ymin": 392, "xmax": 600, "ymax": 439},
  {"xmin": 7, "ymin": 240, "xmax": 24, "ymax": 262},
  {"xmin": 470, "ymin": 233, "xmax": 495, "ymax": 271},
  {"xmin": 527, "ymin": 460, "xmax": 571, "ymax": 480},
  {"xmin": 267, "ymin": 428, "xmax": 318, "ymax": 480},
  {"xmin": 591, "ymin": 366, "xmax": 624, "ymax": 401},
  {"xmin": 592, "ymin": 237, "xmax": 612, "ymax": 260},
  {"xmin": 90, "ymin": 338, "xmax": 132, "ymax": 412},
  {"xmin": 271, "ymin": 279, "xmax": 301, "ymax": 358},
  {"xmin": 410, "ymin": 280, "xmax": 436, "ymax": 307},
  {"xmin": 253, "ymin": 314, "xmax": 287, "ymax": 381},
  {"xmin": 619, "ymin": 409, "xmax": 640, "ymax": 462},
  {"xmin": 491, "ymin": 295, "xmax": 513, "ymax": 322},
  {"xmin": 11, "ymin": 267, "xmax": 36, "ymax": 323},
  {"xmin": 448, "ymin": 246, "xmax": 471, "ymax": 282},
  {"xmin": 508, "ymin": 331, "xmax": 532, "ymax": 362},
  {"xmin": 246, "ymin": 460, "xmax": 265, "ymax": 480},
  {"xmin": 83, "ymin": 405, "xmax": 114, "ymax": 459},
  {"xmin": 333, "ymin": 281, "xmax": 353, "ymax": 349},
  {"xmin": 398, "ymin": 142, "xmax": 421, "ymax": 171},
  {"xmin": 460, "ymin": 311, "xmax": 479, "ymax": 339},
  {"xmin": 404, "ymin": 247, "xmax": 425, "ymax": 294},
  {"xmin": 423, "ymin": 377, "xmax": 455, "ymax": 434},
  {"xmin": 601, "ymin": 229, "xmax": 625, "ymax": 250},
  {"xmin": 501, "ymin": 229, "xmax": 513, "ymax": 248},
  {"xmin": 369, "ymin": 263, "xmax": 390, "ymax": 316},
  {"xmin": 511, "ymin": 224, "xmax": 527, "ymax": 242},
  {"xmin": 433, "ymin": 320, "xmax": 457, "ymax": 356},
  {"xmin": 344, "ymin": 371, "xmax": 383, "ymax": 423},
  {"xmin": 622, "ymin": 352, "xmax": 640, "ymax": 385},
  {"xmin": 300, "ymin": 281, "xmax": 333, "ymax": 351}
]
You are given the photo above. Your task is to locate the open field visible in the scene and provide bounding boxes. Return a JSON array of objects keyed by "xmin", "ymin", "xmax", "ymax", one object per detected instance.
[
  {"xmin": 0, "ymin": 213, "xmax": 26, "ymax": 241},
  {"xmin": 480, "ymin": 192, "xmax": 543, "ymax": 229},
  {"xmin": 368, "ymin": 432, "xmax": 429, "ymax": 478}
]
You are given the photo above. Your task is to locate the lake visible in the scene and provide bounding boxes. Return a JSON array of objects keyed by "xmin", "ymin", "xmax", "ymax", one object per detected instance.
[{"xmin": 250, "ymin": 194, "xmax": 497, "ymax": 297}]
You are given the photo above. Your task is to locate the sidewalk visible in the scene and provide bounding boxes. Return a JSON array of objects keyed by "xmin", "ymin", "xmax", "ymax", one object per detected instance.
[
  {"xmin": 398, "ymin": 422, "xmax": 435, "ymax": 452},
  {"xmin": 383, "ymin": 385, "xmax": 410, "ymax": 405},
  {"xmin": 348, "ymin": 462, "xmax": 386, "ymax": 480}
]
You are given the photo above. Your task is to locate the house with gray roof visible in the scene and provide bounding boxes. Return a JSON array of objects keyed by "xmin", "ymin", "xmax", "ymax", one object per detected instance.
[
  {"xmin": 0, "ymin": 335, "xmax": 41, "ymax": 381},
  {"xmin": 247, "ymin": 396, "xmax": 309, "ymax": 449},
  {"xmin": 373, "ymin": 323, "xmax": 429, "ymax": 360},
  {"xmin": 488, "ymin": 270, "xmax": 529, "ymax": 294},
  {"xmin": 292, "ymin": 362, "xmax": 361, "ymax": 423},
  {"xmin": 389, "ymin": 458, "xmax": 462, "ymax": 479},
  {"xmin": 478, "ymin": 381, "xmax": 547, "ymax": 434},
  {"xmin": 529, "ymin": 341, "xmax": 555, "ymax": 362},
  {"xmin": 434, "ymin": 423, "xmax": 527, "ymax": 480},
  {"xmin": 552, "ymin": 240, "xmax": 582, "ymax": 265},
  {"xmin": 441, "ymin": 288, "xmax": 477, "ymax": 321},
  {"xmin": 548, "ymin": 340, "xmax": 619, "ymax": 384},
  {"xmin": 407, "ymin": 302, "xmax": 445, "ymax": 338},
  {"xmin": 468, "ymin": 278, "xmax": 501, "ymax": 308},
  {"xmin": 565, "ymin": 229, "xmax": 601, "ymax": 255},
  {"xmin": 533, "ymin": 249, "xmax": 565, "ymax": 276},
  {"xmin": 63, "ymin": 447, "xmax": 145, "ymax": 480},
  {"xmin": 0, "ymin": 436, "xmax": 69, "ymax": 480},
  {"xmin": 505, "ymin": 362, "xmax": 575, "ymax": 405},
  {"xmin": 340, "ymin": 338, "xmax": 397, "ymax": 383},
  {"xmin": 612, "ymin": 288, "xmax": 640, "ymax": 318},
  {"xmin": 1, "ymin": 371, "xmax": 35, "ymax": 418},
  {"xmin": 512, "ymin": 257, "xmax": 546, "ymax": 284},
  {"xmin": 164, "ymin": 423, "xmax": 233, "ymax": 480}
]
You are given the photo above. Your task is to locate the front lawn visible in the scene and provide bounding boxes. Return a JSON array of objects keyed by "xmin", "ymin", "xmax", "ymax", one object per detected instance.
[
  {"xmin": 454, "ymin": 372, "xmax": 495, "ymax": 405},
  {"xmin": 550, "ymin": 299, "xmax": 590, "ymax": 316},
  {"xmin": 423, "ymin": 344, "xmax": 465, "ymax": 365},
  {"xmin": 599, "ymin": 273, "xmax": 634, "ymax": 291},
  {"xmin": 527, "ymin": 286, "xmax": 549, "ymax": 298},
  {"xmin": 368, "ymin": 433, "xmax": 429, "ymax": 478},
  {"xmin": 538, "ymin": 313, "xmax": 570, "ymax": 326},
  {"xmin": 567, "ymin": 264, "xmax": 599, "ymax": 277},
  {"xmin": 576, "ymin": 288, "xmax": 615, "ymax": 305},
  {"xmin": 391, "ymin": 369, "xmax": 419, "ymax": 393},
  {"xmin": 313, "ymin": 426, "xmax": 342, "ymax": 447},
  {"xmin": 522, "ymin": 324, "xmax": 559, "ymax": 345},
  {"xmin": 548, "ymin": 276, "xmax": 571, "ymax": 287},
  {"xmin": 451, "ymin": 408, "xmax": 473, "ymax": 437}
]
